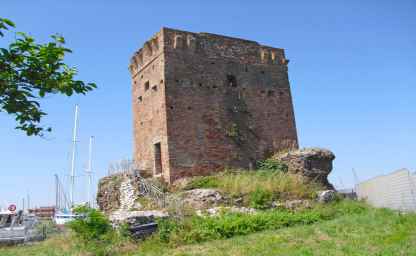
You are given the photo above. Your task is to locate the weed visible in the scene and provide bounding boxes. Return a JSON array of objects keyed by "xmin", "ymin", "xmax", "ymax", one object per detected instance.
[{"xmin": 249, "ymin": 188, "xmax": 273, "ymax": 209}]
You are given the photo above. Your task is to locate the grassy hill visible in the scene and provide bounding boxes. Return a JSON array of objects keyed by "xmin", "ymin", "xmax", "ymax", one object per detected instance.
[
  {"xmin": 1, "ymin": 201, "xmax": 415, "ymax": 256},
  {"xmin": 138, "ymin": 206, "xmax": 416, "ymax": 256}
]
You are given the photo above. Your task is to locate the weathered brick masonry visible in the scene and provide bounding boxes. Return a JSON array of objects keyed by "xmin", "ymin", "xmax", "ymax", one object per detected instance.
[{"xmin": 129, "ymin": 28, "xmax": 298, "ymax": 183}]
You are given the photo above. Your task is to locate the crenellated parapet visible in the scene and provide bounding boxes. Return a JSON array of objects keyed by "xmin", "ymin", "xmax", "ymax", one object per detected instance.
[
  {"xmin": 129, "ymin": 28, "xmax": 289, "ymax": 76},
  {"xmin": 163, "ymin": 28, "xmax": 289, "ymax": 65},
  {"xmin": 129, "ymin": 32, "xmax": 163, "ymax": 75}
]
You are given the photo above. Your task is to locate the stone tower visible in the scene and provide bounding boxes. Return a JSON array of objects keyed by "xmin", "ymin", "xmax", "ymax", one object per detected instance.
[{"xmin": 129, "ymin": 28, "xmax": 298, "ymax": 183}]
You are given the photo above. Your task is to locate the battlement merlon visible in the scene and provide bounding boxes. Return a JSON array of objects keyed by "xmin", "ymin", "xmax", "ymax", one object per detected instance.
[{"xmin": 129, "ymin": 28, "xmax": 290, "ymax": 76}]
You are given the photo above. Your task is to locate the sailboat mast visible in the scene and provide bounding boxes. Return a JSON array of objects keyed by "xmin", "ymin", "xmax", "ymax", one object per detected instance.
[
  {"xmin": 87, "ymin": 136, "xmax": 94, "ymax": 207},
  {"xmin": 70, "ymin": 105, "xmax": 79, "ymax": 207}
]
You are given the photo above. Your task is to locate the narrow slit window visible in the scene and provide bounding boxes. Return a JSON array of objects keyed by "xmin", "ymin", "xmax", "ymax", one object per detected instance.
[
  {"xmin": 144, "ymin": 81, "xmax": 150, "ymax": 91},
  {"xmin": 227, "ymin": 74, "xmax": 237, "ymax": 87},
  {"xmin": 154, "ymin": 143, "xmax": 162, "ymax": 175}
]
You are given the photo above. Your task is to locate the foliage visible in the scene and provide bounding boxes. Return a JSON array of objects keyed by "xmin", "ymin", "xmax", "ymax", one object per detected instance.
[
  {"xmin": 139, "ymin": 202, "xmax": 416, "ymax": 256},
  {"xmin": 150, "ymin": 207, "xmax": 331, "ymax": 246},
  {"xmin": 256, "ymin": 157, "xmax": 288, "ymax": 172},
  {"xmin": 156, "ymin": 218, "xmax": 185, "ymax": 243},
  {"xmin": 4, "ymin": 200, "xmax": 416, "ymax": 256},
  {"xmin": 248, "ymin": 188, "xmax": 273, "ymax": 209},
  {"xmin": 0, "ymin": 17, "xmax": 96, "ymax": 136},
  {"xmin": 184, "ymin": 176, "xmax": 220, "ymax": 190},
  {"xmin": 67, "ymin": 206, "xmax": 116, "ymax": 255}
]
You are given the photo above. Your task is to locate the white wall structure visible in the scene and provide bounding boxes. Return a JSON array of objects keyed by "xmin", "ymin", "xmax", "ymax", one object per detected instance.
[{"xmin": 356, "ymin": 169, "xmax": 416, "ymax": 212}]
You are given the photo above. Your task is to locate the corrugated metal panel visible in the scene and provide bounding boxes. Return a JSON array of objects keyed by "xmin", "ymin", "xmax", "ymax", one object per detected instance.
[{"xmin": 356, "ymin": 169, "xmax": 416, "ymax": 212}]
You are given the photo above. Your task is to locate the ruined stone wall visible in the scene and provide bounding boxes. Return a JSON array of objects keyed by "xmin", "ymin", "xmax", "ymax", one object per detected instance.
[
  {"xmin": 97, "ymin": 172, "xmax": 141, "ymax": 214},
  {"xmin": 162, "ymin": 28, "xmax": 298, "ymax": 181}
]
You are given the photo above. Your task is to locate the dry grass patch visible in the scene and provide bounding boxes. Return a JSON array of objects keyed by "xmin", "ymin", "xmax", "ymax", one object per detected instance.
[{"xmin": 182, "ymin": 169, "xmax": 323, "ymax": 201}]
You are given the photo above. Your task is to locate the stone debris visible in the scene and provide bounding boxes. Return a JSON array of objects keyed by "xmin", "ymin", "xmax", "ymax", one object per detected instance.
[
  {"xmin": 274, "ymin": 147, "xmax": 335, "ymax": 189},
  {"xmin": 119, "ymin": 179, "xmax": 138, "ymax": 210},
  {"xmin": 317, "ymin": 190, "xmax": 337, "ymax": 203},
  {"xmin": 181, "ymin": 189, "xmax": 223, "ymax": 209},
  {"xmin": 196, "ymin": 206, "xmax": 257, "ymax": 217},
  {"xmin": 272, "ymin": 199, "xmax": 312, "ymax": 210},
  {"xmin": 110, "ymin": 210, "xmax": 168, "ymax": 224}
]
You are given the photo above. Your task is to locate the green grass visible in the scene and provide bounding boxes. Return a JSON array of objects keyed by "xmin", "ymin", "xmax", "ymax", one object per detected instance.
[
  {"xmin": 137, "ymin": 206, "xmax": 416, "ymax": 256},
  {"xmin": 181, "ymin": 169, "xmax": 322, "ymax": 202},
  {"xmin": 140, "ymin": 200, "xmax": 368, "ymax": 248},
  {"xmin": 2, "ymin": 202, "xmax": 415, "ymax": 256}
]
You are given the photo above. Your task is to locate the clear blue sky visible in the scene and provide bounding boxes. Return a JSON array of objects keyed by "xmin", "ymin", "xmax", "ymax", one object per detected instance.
[{"xmin": 1, "ymin": 0, "xmax": 415, "ymax": 208}]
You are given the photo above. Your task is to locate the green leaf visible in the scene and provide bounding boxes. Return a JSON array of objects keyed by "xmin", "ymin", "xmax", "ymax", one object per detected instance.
[
  {"xmin": 1, "ymin": 18, "xmax": 15, "ymax": 27},
  {"xmin": 0, "ymin": 18, "xmax": 96, "ymax": 136}
]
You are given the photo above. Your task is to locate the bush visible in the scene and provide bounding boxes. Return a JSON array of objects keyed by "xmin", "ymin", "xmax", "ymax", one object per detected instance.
[
  {"xmin": 156, "ymin": 218, "xmax": 184, "ymax": 243},
  {"xmin": 68, "ymin": 206, "xmax": 112, "ymax": 241},
  {"xmin": 67, "ymin": 206, "xmax": 121, "ymax": 255},
  {"xmin": 256, "ymin": 158, "xmax": 288, "ymax": 172},
  {"xmin": 249, "ymin": 188, "xmax": 272, "ymax": 209}
]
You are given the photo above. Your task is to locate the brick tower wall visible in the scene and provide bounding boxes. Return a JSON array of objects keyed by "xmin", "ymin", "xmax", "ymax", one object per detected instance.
[
  {"xmin": 161, "ymin": 28, "xmax": 298, "ymax": 182},
  {"xmin": 130, "ymin": 31, "xmax": 171, "ymax": 179}
]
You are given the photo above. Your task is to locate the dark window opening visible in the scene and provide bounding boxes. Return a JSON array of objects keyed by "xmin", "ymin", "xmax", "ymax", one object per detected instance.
[
  {"xmin": 187, "ymin": 106, "xmax": 192, "ymax": 110},
  {"xmin": 227, "ymin": 74, "xmax": 237, "ymax": 87},
  {"xmin": 199, "ymin": 83, "xmax": 203, "ymax": 87},
  {"xmin": 261, "ymin": 70, "xmax": 265, "ymax": 74},
  {"xmin": 213, "ymin": 85, "xmax": 218, "ymax": 89},
  {"xmin": 279, "ymin": 91, "xmax": 284, "ymax": 96},
  {"xmin": 141, "ymin": 75, "xmax": 144, "ymax": 79},
  {"xmin": 154, "ymin": 143, "xmax": 162, "ymax": 175},
  {"xmin": 160, "ymin": 79, "xmax": 164, "ymax": 84},
  {"xmin": 176, "ymin": 79, "xmax": 180, "ymax": 83},
  {"xmin": 144, "ymin": 81, "xmax": 150, "ymax": 91},
  {"xmin": 244, "ymin": 66, "xmax": 248, "ymax": 72},
  {"xmin": 211, "ymin": 62, "xmax": 215, "ymax": 65},
  {"xmin": 260, "ymin": 90, "xmax": 266, "ymax": 94},
  {"xmin": 170, "ymin": 106, "xmax": 174, "ymax": 110},
  {"xmin": 305, "ymin": 160, "xmax": 312, "ymax": 170},
  {"xmin": 137, "ymin": 96, "xmax": 142, "ymax": 102},
  {"xmin": 267, "ymin": 90, "xmax": 275, "ymax": 97},
  {"xmin": 152, "ymin": 85, "xmax": 157, "ymax": 91}
]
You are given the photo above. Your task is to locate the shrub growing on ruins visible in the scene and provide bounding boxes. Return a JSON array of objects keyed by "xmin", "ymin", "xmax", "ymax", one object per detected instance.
[
  {"xmin": 256, "ymin": 158, "xmax": 288, "ymax": 173},
  {"xmin": 68, "ymin": 206, "xmax": 118, "ymax": 255},
  {"xmin": 248, "ymin": 188, "xmax": 273, "ymax": 209}
]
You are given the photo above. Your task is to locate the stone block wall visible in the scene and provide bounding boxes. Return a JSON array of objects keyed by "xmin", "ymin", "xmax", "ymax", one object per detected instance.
[{"xmin": 97, "ymin": 172, "xmax": 139, "ymax": 214}]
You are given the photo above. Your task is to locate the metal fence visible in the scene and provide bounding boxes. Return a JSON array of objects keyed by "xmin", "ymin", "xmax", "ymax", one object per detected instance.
[{"xmin": 356, "ymin": 169, "xmax": 416, "ymax": 212}]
